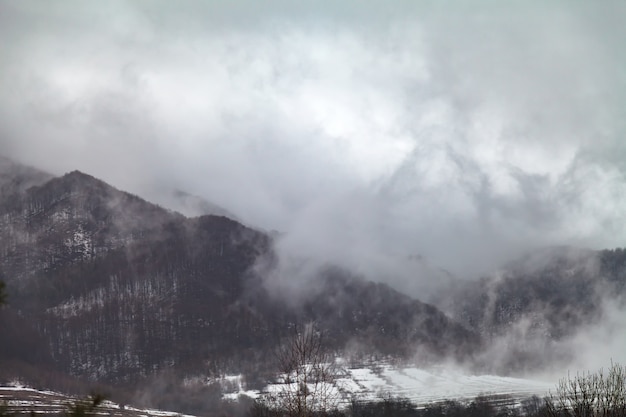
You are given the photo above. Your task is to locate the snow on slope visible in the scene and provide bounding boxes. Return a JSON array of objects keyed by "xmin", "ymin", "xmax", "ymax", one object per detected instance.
[
  {"xmin": 0, "ymin": 385, "xmax": 196, "ymax": 417},
  {"xmin": 334, "ymin": 366, "xmax": 553, "ymax": 404},
  {"xmin": 224, "ymin": 364, "xmax": 554, "ymax": 406},
  {"xmin": 1, "ymin": 365, "xmax": 554, "ymax": 415}
]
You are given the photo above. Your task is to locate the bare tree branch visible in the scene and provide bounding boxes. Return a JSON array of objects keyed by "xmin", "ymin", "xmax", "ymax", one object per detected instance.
[
  {"xmin": 546, "ymin": 361, "xmax": 626, "ymax": 417},
  {"xmin": 261, "ymin": 322, "xmax": 341, "ymax": 417}
]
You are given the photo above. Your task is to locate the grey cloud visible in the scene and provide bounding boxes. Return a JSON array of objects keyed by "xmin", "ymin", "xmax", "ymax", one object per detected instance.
[{"xmin": 1, "ymin": 0, "xmax": 625, "ymax": 290}]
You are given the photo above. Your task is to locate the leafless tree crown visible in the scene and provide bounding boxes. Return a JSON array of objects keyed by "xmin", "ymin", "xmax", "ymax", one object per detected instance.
[
  {"xmin": 546, "ymin": 361, "xmax": 626, "ymax": 417},
  {"xmin": 262, "ymin": 322, "xmax": 340, "ymax": 417}
]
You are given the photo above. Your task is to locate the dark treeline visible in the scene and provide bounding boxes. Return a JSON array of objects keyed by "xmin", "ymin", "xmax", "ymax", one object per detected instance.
[
  {"xmin": 108, "ymin": 391, "xmax": 546, "ymax": 417},
  {"xmin": 245, "ymin": 395, "xmax": 548, "ymax": 417}
]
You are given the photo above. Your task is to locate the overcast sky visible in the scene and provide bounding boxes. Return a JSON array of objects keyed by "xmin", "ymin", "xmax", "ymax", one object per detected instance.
[{"xmin": 1, "ymin": 1, "xmax": 625, "ymax": 289}]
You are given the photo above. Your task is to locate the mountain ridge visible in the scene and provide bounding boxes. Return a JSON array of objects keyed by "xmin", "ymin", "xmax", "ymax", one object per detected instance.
[
  {"xmin": 0, "ymin": 158, "xmax": 478, "ymax": 391},
  {"xmin": 3, "ymin": 156, "xmax": 626, "ymax": 416}
]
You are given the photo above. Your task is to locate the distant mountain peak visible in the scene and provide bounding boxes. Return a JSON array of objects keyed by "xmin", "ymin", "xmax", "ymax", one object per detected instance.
[
  {"xmin": 0, "ymin": 155, "xmax": 53, "ymax": 195},
  {"xmin": 58, "ymin": 170, "xmax": 110, "ymax": 188},
  {"xmin": 64, "ymin": 169, "xmax": 92, "ymax": 178}
]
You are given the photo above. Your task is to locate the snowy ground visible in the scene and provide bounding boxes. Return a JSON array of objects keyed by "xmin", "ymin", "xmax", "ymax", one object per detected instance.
[
  {"xmin": 0, "ymin": 385, "xmax": 195, "ymax": 417},
  {"xmin": 223, "ymin": 364, "xmax": 555, "ymax": 406},
  {"xmin": 334, "ymin": 365, "xmax": 553, "ymax": 404},
  {"xmin": 1, "ymin": 366, "xmax": 555, "ymax": 415}
]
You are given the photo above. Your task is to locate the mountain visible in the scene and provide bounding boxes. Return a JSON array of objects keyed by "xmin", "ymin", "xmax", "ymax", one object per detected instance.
[
  {"xmin": 0, "ymin": 170, "xmax": 181, "ymax": 289},
  {"xmin": 439, "ymin": 246, "xmax": 626, "ymax": 373},
  {"xmin": 0, "ymin": 159, "xmax": 479, "ymax": 397},
  {"xmin": 3, "ymin": 157, "xmax": 626, "ymax": 416}
]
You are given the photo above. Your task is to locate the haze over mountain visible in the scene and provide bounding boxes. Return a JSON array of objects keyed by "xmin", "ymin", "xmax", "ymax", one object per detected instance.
[
  {"xmin": 2, "ymin": 158, "xmax": 626, "ymax": 376},
  {"xmin": 1, "ymin": 1, "xmax": 626, "ymax": 414},
  {"xmin": 1, "ymin": 158, "xmax": 626, "ymax": 417},
  {"xmin": 163, "ymin": 189, "xmax": 241, "ymax": 221},
  {"xmin": 0, "ymin": 162, "xmax": 479, "ymax": 387},
  {"xmin": 439, "ymin": 246, "xmax": 626, "ymax": 374},
  {"xmin": 0, "ymin": 155, "xmax": 52, "ymax": 196},
  {"xmin": 2, "ymin": 1, "xmax": 625, "ymax": 292}
]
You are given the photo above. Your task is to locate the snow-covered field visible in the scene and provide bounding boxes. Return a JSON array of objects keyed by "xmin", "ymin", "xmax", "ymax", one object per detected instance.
[
  {"xmin": 1, "ymin": 366, "xmax": 555, "ymax": 415},
  {"xmin": 223, "ymin": 364, "xmax": 554, "ymax": 406},
  {"xmin": 334, "ymin": 365, "xmax": 553, "ymax": 404}
]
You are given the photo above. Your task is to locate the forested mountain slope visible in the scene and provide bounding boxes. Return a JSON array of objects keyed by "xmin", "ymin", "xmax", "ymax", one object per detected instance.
[
  {"xmin": 0, "ymin": 160, "xmax": 478, "ymax": 388},
  {"xmin": 439, "ymin": 246, "xmax": 626, "ymax": 372}
]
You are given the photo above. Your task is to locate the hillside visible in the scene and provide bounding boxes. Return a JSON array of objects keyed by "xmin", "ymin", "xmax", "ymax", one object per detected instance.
[
  {"xmin": 0, "ymin": 159, "xmax": 479, "ymax": 399},
  {"xmin": 438, "ymin": 246, "xmax": 626, "ymax": 373},
  {"xmin": 0, "ymin": 386, "xmax": 201, "ymax": 417},
  {"xmin": 4, "ymin": 157, "xmax": 626, "ymax": 416}
]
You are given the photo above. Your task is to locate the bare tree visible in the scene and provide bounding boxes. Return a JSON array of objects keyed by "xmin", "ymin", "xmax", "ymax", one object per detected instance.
[
  {"xmin": 546, "ymin": 361, "xmax": 626, "ymax": 417},
  {"xmin": 261, "ymin": 322, "xmax": 340, "ymax": 417}
]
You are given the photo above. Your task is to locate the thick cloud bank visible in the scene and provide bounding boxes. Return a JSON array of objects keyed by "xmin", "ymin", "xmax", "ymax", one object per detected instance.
[{"xmin": 1, "ymin": 1, "xmax": 625, "ymax": 287}]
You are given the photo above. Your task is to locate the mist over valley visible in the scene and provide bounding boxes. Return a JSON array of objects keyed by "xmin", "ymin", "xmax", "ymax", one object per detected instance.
[{"xmin": 1, "ymin": 1, "xmax": 625, "ymax": 416}]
